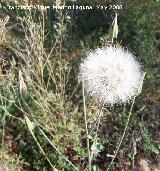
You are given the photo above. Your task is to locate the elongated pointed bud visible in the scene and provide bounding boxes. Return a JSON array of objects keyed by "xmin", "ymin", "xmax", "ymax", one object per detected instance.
[
  {"xmin": 112, "ymin": 13, "xmax": 118, "ymax": 39},
  {"xmin": 19, "ymin": 70, "xmax": 27, "ymax": 97}
]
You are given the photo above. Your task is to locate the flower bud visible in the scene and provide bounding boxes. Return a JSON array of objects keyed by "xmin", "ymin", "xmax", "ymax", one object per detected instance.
[{"xmin": 18, "ymin": 70, "xmax": 27, "ymax": 97}]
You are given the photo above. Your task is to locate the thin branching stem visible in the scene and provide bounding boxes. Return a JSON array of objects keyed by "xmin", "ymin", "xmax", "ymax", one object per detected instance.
[
  {"xmin": 82, "ymin": 80, "xmax": 91, "ymax": 171},
  {"xmin": 90, "ymin": 103, "xmax": 104, "ymax": 134}
]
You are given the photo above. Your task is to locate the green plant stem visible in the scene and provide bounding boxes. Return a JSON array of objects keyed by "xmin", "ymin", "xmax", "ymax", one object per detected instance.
[
  {"xmin": 1, "ymin": 98, "xmax": 6, "ymax": 145},
  {"xmin": 106, "ymin": 97, "xmax": 136, "ymax": 171},
  {"xmin": 82, "ymin": 80, "xmax": 91, "ymax": 171}
]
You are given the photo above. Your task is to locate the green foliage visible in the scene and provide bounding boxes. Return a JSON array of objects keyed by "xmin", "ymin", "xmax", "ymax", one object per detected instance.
[
  {"xmin": 140, "ymin": 124, "xmax": 159, "ymax": 155},
  {"xmin": 119, "ymin": 0, "xmax": 159, "ymax": 63}
]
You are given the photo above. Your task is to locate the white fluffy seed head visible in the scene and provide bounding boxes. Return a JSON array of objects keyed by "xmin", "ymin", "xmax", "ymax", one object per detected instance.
[{"xmin": 80, "ymin": 46, "xmax": 144, "ymax": 105}]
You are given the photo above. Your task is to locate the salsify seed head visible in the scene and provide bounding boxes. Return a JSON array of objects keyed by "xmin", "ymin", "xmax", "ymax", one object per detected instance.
[{"xmin": 80, "ymin": 46, "xmax": 144, "ymax": 105}]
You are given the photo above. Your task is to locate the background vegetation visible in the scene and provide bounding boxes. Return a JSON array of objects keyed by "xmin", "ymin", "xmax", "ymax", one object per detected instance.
[{"xmin": 0, "ymin": 0, "xmax": 159, "ymax": 170}]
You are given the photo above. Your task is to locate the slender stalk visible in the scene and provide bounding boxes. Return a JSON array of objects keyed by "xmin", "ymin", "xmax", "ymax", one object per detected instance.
[
  {"xmin": 95, "ymin": 106, "xmax": 103, "ymax": 137},
  {"xmin": 82, "ymin": 80, "xmax": 91, "ymax": 171},
  {"xmin": 1, "ymin": 98, "xmax": 6, "ymax": 145},
  {"xmin": 132, "ymin": 144, "xmax": 135, "ymax": 171},
  {"xmin": 132, "ymin": 132, "xmax": 136, "ymax": 171},
  {"xmin": 90, "ymin": 103, "xmax": 104, "ymax": 160},
  {"xmin": 106, "ymin": 97, "xmax": 136, "ymax": 171},
  {"xmin": 90, "ymin": 103, "xmax": 104, "ymax": 134}
]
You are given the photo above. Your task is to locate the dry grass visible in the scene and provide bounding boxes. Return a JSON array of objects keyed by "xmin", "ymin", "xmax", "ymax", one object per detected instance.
[{"xmin": 0, "ymin": 15, "xmax": 10, "ymax": 43}]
